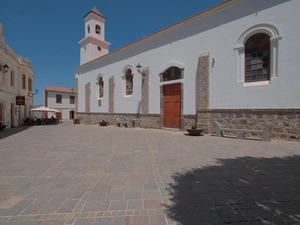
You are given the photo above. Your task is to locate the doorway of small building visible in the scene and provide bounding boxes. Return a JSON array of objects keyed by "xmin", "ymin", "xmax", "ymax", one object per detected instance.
[
  {"xmin": 69, "ymin": 110, "xmax": 74, "ymax": 119},
  {"xmin": 163, "ymin": 83, "xmax": 181, "ymax": 129},
  {"xmin": 56, "ymin": 112, "xmax": 62, "ymax": 121}
]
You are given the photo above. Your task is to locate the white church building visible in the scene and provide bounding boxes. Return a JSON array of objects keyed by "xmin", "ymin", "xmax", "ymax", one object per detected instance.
[{"xmin": 75, "ymin": 0, "xmax": 300, "ymax": 141}]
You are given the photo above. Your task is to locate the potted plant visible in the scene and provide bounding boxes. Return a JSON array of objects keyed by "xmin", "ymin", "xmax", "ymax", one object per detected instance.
[
  {"xmin": 99, "ymin": 120, "xmax": 108, "ymax": 126},
  {"xmin": 186, "ymin": 123, "xmax": 203, "ymax": 136}
]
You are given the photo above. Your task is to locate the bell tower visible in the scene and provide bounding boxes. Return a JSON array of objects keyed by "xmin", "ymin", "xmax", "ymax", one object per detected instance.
[{"xmin": 79, "ymin": 7, "xmax": 111, "ymax": 65}]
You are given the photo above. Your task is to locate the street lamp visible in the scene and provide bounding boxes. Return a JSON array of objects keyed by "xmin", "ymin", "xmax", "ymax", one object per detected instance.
[
  {"xmin": 136, "ymin": 63, "xmax": 145, "ymax": 78},
  {"xmin": 28, "ymin": 89, "xmax": 39, "ymax": 97},
  {"xmin": 2, "ymin": 64, "xmax": 9, "ymax": 73}
]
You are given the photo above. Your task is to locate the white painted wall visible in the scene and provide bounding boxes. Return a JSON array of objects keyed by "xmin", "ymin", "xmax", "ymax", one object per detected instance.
[
  {"xmin": 76, "ymin": 0, "xmax": 300, "ymax": 115},
  {"xmin": 46, "ymin": 91, "xmax": 75, "ymax": 120},
  {"xmin": 0, "ymin": 33, "xmax": 35, "ymax": 127}
]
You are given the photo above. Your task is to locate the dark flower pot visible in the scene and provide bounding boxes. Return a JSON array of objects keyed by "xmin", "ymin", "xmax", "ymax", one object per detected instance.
[
  {"xmin": 0, "ymin": 125, "xmax": 7, "ymax": 131},
  {"xmin": 186, "ymin": 128, "xmax": 203, "ymax": 136},
  {"xmin": 99, "ymin": 122, "xmax": 108, "ymax": 126}
]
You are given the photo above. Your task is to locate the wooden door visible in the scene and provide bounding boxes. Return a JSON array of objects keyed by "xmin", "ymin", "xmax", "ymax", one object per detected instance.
[
  {"xmin": 163, "ymin": 83, "xmax": 181, "ymax": 129},
  {"xmin": 69, "ymin": 111, "xmax": 74, "ymax": 119}
]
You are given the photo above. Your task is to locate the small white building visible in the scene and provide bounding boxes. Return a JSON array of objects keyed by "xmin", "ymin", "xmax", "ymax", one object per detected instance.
[
  {"xmin": 44, "ymin": 85, "xmax": 75, "ymax": 120},
  {"xmin": 0, "ymin": 22, "xmax": 35, "ymax": 128},
  {"xmin": 75, "ymin": 1, "xmax": 300, "ymax": 141}
]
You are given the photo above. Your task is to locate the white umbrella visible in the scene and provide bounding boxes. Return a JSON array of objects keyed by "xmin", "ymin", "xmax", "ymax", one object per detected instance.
[{"xmin": 30, "ymin": 106, "xmax": 57, "ymax": 112}]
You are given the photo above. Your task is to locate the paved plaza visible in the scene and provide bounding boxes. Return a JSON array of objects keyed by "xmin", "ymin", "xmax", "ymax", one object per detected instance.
[{"xmin": 0, "ymin": 121, "xmax": 299, "ymax": 225}]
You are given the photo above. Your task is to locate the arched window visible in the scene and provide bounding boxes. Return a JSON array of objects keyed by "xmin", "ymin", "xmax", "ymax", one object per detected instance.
[
  {"xmin": 87, "ymin": 24, "xmax": 90, "ymax": 34},
  {"xmin": 163, "ymin": 66, "xmax": 181, "ymax": 81},
  {"xmin": 245, "ymin": 33, "xmax": 270, "ymax": 82},
  {"xmin": 95, "ymin": 25, "xmax": 101, "ymax": 35},
  {"xmin": 126, "ymin": 69, "xmax": 133, "ymax": 95},
  {"xmin": 99, "ymin": 76, "xmax": 104, "ymax": 98},
  {"xmin": 235, "ymin": 23, "xmax": 282, "ymax": 83}
]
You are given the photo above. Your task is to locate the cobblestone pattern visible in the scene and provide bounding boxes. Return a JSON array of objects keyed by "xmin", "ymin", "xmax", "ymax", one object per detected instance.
[
  {"xmin": 109, "ymin": 76, "xmax": 114, "ymax": 114},
  {"xmin": 85, "ymin": 82, "xmax": 90, "ymax": 113},
  {"xmin": 198, "ymin": 109, "xmax": 300, "ymax": 141},
  {"xmin": 142, "ymin": 67, "xmax": 149, "ymax": 114}
]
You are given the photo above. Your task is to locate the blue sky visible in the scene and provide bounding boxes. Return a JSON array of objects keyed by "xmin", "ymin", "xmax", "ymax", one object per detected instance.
[{"xmin": 0, "ymin": 0, "xmax": 224, "ymax": 105}]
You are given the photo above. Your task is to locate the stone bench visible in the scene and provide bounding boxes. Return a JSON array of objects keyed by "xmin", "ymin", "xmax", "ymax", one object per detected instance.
[
  {"xmin": 115, "ymin": 118, "xmax": 136, "ymax": 128},
  {"xmin": 213, "ymin": 121, "xmax": 275, "ymax": 142}
]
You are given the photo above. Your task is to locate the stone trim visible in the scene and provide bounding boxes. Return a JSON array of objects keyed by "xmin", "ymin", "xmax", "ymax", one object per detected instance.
[
  {"xmin": 85, "ymin": 82, "xmax": 90, "ymax": 113},
  {"xmin": 142, "ymin": 67, "xmax": 149, "ymax": 114},
  {"xmin": 197, "ymin": 54, "xmax": 209, "ymax": 110},
  {"xmin": 196, "ymin": 53, "xmax": 210, "ymax": 132},
  {"xmin": 198, "ymin": 109, "xmax": 300, "ymax": 141},
  {"xmin": 109, "ymin": 76, "xmax": 114, "ymax": 113}
]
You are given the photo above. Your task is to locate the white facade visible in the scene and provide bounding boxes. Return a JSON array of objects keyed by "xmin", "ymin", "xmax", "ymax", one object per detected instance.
[
  {"xmin": 76, "ymin": 0, "xmax": 300, "ymax": 140},
  {"xmin": 0, "ymin": 22, "xmax": 35, "ymax": 128},
  {"xmin": 44, "ymin": 86, "xmax": 75, "ymax": 120}
]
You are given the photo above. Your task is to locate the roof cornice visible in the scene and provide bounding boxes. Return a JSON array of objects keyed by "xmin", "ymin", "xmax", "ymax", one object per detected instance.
[{"xmin": 76, "ymin": 0, "xmax": 239, "ymax": 71}]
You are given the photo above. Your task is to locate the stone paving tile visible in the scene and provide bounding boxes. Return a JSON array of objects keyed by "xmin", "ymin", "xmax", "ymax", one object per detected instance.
[
  {"xmin": 123, "ymin": 191, "xmax": 142, "ymax": 200},
  {"xmin": 109, "ymin": 200, "xmax": 127, "ymax": 210},
  {"xmin": 127, "ymin": 200, "xmax": 143, "ymax": 210},
  {"xmin": 3, "ymin": 200, "xmax": 34, "ymax": 216},
  {"xmin": 0, "ymin": 122, "xmax": 299, "ymax": 224},
  {"xmin": 93, "ymin": 217, "xmax": 113, "ymax": 225},
  {"xmin": 73, "ymin": 218, "xmax": 95, "ymax": 225},
  {"xmin": 55, "ymin": 200, "xmax": 78, "ymax": 213},
  {"xmin": 81, "ymin": 201, "xmax": 110, "ymax": 212}
]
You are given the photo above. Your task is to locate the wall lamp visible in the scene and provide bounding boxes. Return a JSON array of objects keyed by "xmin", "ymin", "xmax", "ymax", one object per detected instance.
[
  {"xmin": 28, "ymin": 89, "xmax": 39, "ymax": 97},
  {"xmin": 136, "ymin": 63, "xmax": 145, "ymax": 77},
  {"xmin": 3, "ymin": 64, "xmax": 9, "ymax": 73}
]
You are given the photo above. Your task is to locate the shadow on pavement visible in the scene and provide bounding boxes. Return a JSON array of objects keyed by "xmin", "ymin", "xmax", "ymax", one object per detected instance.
[
  {"xmin": 0, "ymin": 125, "xmax": 32, "ymax": 140},
  {"xmin": 164, "ymin": 156, "xmax": 300, "ymax": 224}
]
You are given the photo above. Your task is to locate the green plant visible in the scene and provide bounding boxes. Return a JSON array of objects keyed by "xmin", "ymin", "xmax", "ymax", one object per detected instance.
[
  {"xmin": 102, "ymin": 120, "xmax": 105, "ymax": 123},
  {"xmin": 191, "ymin": 123, "xmax": 197, "ymax": 129}
]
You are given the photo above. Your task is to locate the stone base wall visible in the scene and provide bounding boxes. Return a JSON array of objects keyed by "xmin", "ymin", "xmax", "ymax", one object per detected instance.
[
  {"xmin": 198, "ymin": 109, "xmax": 300, "ymax": 141},
  {"xmin": 75, "ymin": 109, "xmax": 300, "ymax": 141},
  {"xmin": 75, "ymin": 112, "xmax": 195, "ymax": 130}
]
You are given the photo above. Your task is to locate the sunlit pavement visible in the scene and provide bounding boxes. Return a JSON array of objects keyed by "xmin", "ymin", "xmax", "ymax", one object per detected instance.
[{"xmin": 0, "ymin": 121, "xmax": 299, "ymax": 225}]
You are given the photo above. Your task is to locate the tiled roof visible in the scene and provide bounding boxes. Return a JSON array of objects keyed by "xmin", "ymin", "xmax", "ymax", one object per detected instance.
[
  {"xmin": 44, "ymin": 85, "xmax": 75, "ymax": 94},
  {"xmin": 84, "ymin": 6, "xmax": 106, "ymax": 19}
]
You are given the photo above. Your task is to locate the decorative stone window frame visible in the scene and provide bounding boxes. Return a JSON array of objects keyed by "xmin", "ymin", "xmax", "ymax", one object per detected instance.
[
  {"xmin": 121, "ymin": 65, "xmax": 135, "ymax": 97},
  {"xmin": 159, "ymin": 62, "xmax": 185, "ymax": 83},
  {"xmin": 95, "ymin": 74, "xmax": 104, "ymax": 104},
  {"xmin": 235, "ymin": 22, "xmax": 282, "ymax": 85}
]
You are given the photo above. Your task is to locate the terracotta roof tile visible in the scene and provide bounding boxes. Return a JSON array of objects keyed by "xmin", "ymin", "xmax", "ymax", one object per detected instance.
[{"xmin": 44, "ymin": 85, "xmax": 75, "ymax": 93}]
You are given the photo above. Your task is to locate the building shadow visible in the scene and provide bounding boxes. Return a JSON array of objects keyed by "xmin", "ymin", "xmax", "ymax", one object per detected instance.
[
  {"xmin": 0, "ymin": 125, "xmax": 32, "ymax": 140},
  {"xmin": 164, "ymin": 156, "xmax": 300, "ymax": 224}
]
